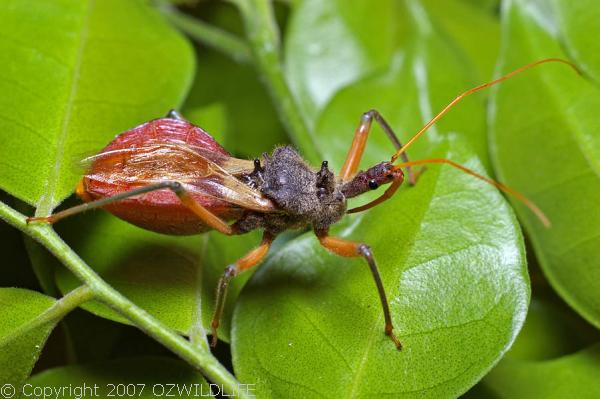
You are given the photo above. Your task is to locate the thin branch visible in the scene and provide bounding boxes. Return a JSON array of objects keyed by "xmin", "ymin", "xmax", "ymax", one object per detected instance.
[
  {"xmin": 0, "ymin": 285, "xmax": 93, "ymax": 346},
  {"xmin": 189, "ymin": 235, "xmax": 210, "ymax": 351},
  {"xmin": 157, "ymin": 1, "xmax": 252, "ymax": 64},
  {"xmin": 232, "ymin": 0, "xmax": 322, "ymax": 164},
  {"xmin": 0, "ymin": 201, "xmax": 249, "ymax": 399}
]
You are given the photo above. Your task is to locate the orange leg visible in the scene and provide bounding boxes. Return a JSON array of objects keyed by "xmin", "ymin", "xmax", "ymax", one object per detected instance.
[
  {"xmin": 339, "ymin": 109, "xmax": 415, "ymax": 185},
  {"xmin": 27, "ymin": 181, "xmax": 235, "ymax": 235},
  {"xmin": 210, "ymin": 233, "xmax": 274, "ymax": 347},
  {"xmin": 315, "ymin": 230, "xmax": 402, "ymax": 350}
]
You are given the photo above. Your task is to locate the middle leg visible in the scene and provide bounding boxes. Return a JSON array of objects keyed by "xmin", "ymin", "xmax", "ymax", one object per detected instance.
[{"xmin": 210, "ymin": 232, "xmax": 275, "ymax": 347}]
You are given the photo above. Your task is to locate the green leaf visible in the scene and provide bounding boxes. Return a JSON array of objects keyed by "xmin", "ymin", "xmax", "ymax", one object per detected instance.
[
  {"xmin": 182, "ymin": 49, "xmax": 288, "ymax": 157},
  {"xmin": 0, "ymin": 0, "xmax": 194, "ymax": 214},
  {"xmin": 27, "ymin": 357, "xmax": 212, "ymax": 398},
  {"xmin": 474, "ymin": 297, "xmax": 600, "ymax": 398},
  {"xmin": 556, "ymin": 0, "xmax": 600, "ymax": 84},
  {"xmin": 233, "ymin": 3, "xmax": 527, "ymax": 396},
  {"xmin": 489, "ymin": 0, "xmax": 600, "ymax": 327},
  {"xmin": 233, "ymin": 137, "xmax": 528, "ymax": 398},
  {"xmin": 298, "ymin": 0, "xmax": 490, "ymax": 170},
  {"xmin": 184, "ymin": 102, "xmax": 228, "ymax": 144},
  {"xmin": 180, "ymin": 3, "xmax": 288, "ymax": 158},
  {"xmin": 506, "ymin": 298, "xmax": 600, "ymax": 362},
  {"xmin": 483, "ymin": 344, "xmax": 600, "ymax": 399},
  {"xmin": 421, "ymin": 0, "xmax": 501, "ymax": 80},
  {"xmin": 460, "ymin": 0, "xmax": 500, "ymax": 15},
  {"xmin": 0, "ymin": 288, "xmax": 57, "ymax": 386},
  {"xmin": 50, "ymin": 211, "xmax": 260, "ymax": 343},
  {"xmin": 284, "ymin": 0, "xmax": 406, "ymax": 127}
]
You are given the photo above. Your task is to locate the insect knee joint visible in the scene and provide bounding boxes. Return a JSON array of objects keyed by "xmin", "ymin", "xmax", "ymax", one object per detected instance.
[
  {"xmin": 165, "ymin": 181, "xmax": 183, "ymax": 193},
  {"xmin": 224, "ymin": 265, "xmax": 237, "ymax": 279},
  {"xmin": 165, "ymin": 109, "xmax": 184, "ymax": 120},
  {"xmin": 361, "ymin": 110, "xmax": 377, "ymax": 124},
  {"xmin": 357, "ymin": 243, "xmax": 373, "ymax": 259}
]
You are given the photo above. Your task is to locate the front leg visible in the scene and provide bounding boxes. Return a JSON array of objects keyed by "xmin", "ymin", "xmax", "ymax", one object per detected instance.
[
  {"xmin": 339, "ymin": 109, "xmax": 416, "ymax": 185},
  {"xmin": 315, "ymin": 229, "xmax": 402, "ymax": 350}
]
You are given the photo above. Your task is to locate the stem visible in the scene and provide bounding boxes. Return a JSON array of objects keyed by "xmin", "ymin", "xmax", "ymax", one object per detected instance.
[
  {"xmin": 0, "ymin": 202, "xmax": 248, "ymax": 399},
  {"xmin": 1, "ymin": 285, "xmax": 93, "ymax": 345},
  {"xmin": 190, "ymin": 236, "xmax": 211, "ymax": 351},
  {"xmin": 158, "ymin": 3, "xmax": 252, "ymax": 64},
  {"xmin": 233, "ymin": 0, "xmax": 322, "ymax": 164}
]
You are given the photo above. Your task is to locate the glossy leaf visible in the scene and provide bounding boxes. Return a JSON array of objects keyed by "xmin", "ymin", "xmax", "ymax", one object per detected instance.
[
  {"xmin": 489, "ymin": 0, "xmax": 600, "ymax": 327},
  {"xmin": 303, "ymin": 1, "xmax": 490, "ymax": 171},
  {"xmin": 233, "ymin": 3, "xmax": 527, "ymax": 396},
  {"xmin": 0, "ymin": 288, "xmax": 57, "ymax": 386},
  {"xmin": 233, "ymin": 136, "xmax": 528, "ymax": 398},
  {"xmin": 284, "ymin": 0, "xmax": 406, "ymax": 127},
  {"xmin": 51, "ymin": 211, "xmax": 260, "ymax": 343},
  {"xmin": 0, "ymin": 0, "xmax": 194, "ymax": 214},
  {"xmin": 27, "ymin": 357, "xmax": 212, "ymax": 398}
]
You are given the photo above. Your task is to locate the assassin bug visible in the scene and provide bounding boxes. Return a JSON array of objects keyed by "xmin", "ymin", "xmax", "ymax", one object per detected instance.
[{"xmin": 28, "ymin": 58, "xmax": 577, "ymax": 350}]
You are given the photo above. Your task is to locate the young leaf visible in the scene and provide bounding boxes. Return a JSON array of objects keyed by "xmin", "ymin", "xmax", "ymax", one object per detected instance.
[
  {"xmin": 489, "ymin": 0, "xmax": 600, "ymax": 327},
  {"xmin": 0, "ymin": 288, "xmax": 57, "ymax": 386},
  {"xmin": 0, "ymin": 0, "xmax": 194, "ymax": 214},
  {"xmin": 27, "ymin": 357, "xmax": 213, "ymax": 398}
]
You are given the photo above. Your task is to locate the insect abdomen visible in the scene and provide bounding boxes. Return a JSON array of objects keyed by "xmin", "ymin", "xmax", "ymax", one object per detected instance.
[{"xmin": 79, "ymin": 117, "xmax": 242, "ymax": 235}]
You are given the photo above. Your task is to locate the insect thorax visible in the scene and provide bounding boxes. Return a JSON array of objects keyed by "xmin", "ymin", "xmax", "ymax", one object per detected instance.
[{"xmin": 236, "ymin": 146, "xmax": 347, "ymax": 235}]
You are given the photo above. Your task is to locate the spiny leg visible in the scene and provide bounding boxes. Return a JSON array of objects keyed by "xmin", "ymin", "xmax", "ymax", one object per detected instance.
[
  {"xmin": 27, "ymin": 181, "xmax": 235, "ymax": 235},
  {"xmin": 211, "ymin": 233, "xmax": 274, "ymax": 347},
  {"xmin": 339, "ymin": 109, "xmax": 416, "ymax": 184},
  {"xmin": 315, "ymin": 229, "xmax": 401, "ymax": 350}
]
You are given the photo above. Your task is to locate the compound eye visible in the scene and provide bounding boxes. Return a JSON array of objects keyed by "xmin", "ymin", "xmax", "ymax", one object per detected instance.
[
  {"xmin": 368, "ymin": 179, "xmax": 378, "ymax": 190},
  {"xmin": 317, "ymin": 187, "xmax": 327, "ymax": 198}
]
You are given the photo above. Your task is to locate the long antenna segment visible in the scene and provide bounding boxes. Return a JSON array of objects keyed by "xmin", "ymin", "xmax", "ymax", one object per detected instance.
[{"xmin": 391, "ymin": 58, "xmax": 580, "ymax": 162}]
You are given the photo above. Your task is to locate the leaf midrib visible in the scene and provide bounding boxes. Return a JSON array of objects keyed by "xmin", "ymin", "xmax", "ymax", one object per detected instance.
[{"xmin": 36, "ymin": 0, "xmax": 93, "ymax": 215}]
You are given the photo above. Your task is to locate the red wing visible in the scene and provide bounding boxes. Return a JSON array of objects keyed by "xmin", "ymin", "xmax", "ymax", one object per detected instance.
[{"xmin": 83, "ymin": 141, "xmax": 276, "ymax": 213}]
